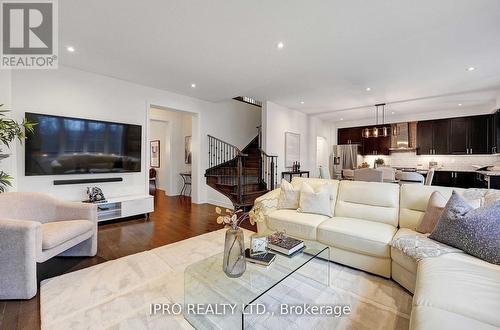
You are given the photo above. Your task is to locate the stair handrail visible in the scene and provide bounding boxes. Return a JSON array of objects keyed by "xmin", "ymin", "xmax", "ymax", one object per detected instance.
[
  {"xmin": 207, "ymin": 134, "xmax": 248, "ymax": 172},
  {"xmin": 207, "ymin": 134, "xmax": 248, "ymax": 156},
  {"xmin": 260, "ymin": 149, "xmax": 278, "ymax": 158},
  {"xmin": 255, "ymin": 126, "xmax": 278, "ymax": 190},
  {"xmin": 256, "ymin": 125, "xmax": 277, "ymax": 156}
]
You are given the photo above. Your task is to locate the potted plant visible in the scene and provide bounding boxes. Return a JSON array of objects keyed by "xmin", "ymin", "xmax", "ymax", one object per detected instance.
[
  {"xmin": 374, "ymin": 158, "xmax": 385, "ymax": 168},
  {"xmin": 215, "ymin": 206, "xmax": 264, "ymax": 277},
  {"xmin": 0, "ymin": 104, "xmax": 35, "ymax": 192}
]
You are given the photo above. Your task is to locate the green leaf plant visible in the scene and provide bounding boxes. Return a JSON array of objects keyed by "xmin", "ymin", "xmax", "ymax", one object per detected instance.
[{"xmin": 0, "ymin": 104, "xmax": 36, "ymax": 192}]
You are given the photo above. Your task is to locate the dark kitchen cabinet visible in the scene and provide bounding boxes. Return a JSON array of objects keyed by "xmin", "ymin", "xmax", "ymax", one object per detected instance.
[
  {"xmin": 469, "ymin": 115, "xmax": 490, "ymax": 154},
  {"xmin": 349, "ymin": 127, "xmax": 364, "ymax": 145},
  {"xmin": 416, "ymin": 119, "xmax": 450, "ymax": 155},
  {"xmin": 432, "ymin": 171, "xmax": 452, "ymax": 186},
  {"xmin": 455, "ymin": 171, "xmax": 476, "ymax": 188},
  {"xmin": 338, "ymin": 128, "xmax": 350, "ymax": 145},
  {"xmin": 490, "ymin": 176, "xmax": 500, "ymax": 189},
  {"xmin": 489, "ymin": 110, "xmax": 500, "ymax": 154},
  {"xmin": 450, "ymin": 117, "xmax": 469, "ymax": 154},
  {"xmin": 496, "ymin": 110, "xmax": 500, "ymax": 153},
  {"xmin": 362, "ymin": 137, "xmax": 376, "ymax": 155},
  {"xmin": 450, "ymin": 115, "xmax": 491, "ymax": 155},
  {"xmin": 433, "ymin": 119, "xmax": 451, "ymax": 154},
  {"xmin": 416, "ymin": 120, "xmax": 433, "ymax": 155},
  {"xmin": 362, "ymin": 134, "xmax": 390, "ymax": 155},
  {"xmin": 338, "ymin": 127, "xmax": 363, "ymax": 145},
  {"xmin": 432, "ymin": 171, "xmax": 476, "ymax": 188}
]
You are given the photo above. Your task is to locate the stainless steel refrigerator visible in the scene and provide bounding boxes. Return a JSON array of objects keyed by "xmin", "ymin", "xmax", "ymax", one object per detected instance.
[{"xmin": 332, "ymin": 144, "xmax": 359, "ymax": 178}]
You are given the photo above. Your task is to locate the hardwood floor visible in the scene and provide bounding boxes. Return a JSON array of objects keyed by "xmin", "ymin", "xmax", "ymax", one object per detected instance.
[{"xmin": 0, "ymin": 191, "xmax": 255, "ymax": 330}]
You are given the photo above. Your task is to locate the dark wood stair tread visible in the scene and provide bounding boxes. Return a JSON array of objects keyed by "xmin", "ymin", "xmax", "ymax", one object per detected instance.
[{"xmin": 206, "ymin": 133, "xmax": 275, "ymax": 210}]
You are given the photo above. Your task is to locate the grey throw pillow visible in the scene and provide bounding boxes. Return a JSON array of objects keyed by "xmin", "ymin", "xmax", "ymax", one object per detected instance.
[{"xmin": 429, "ymin": 191, "xmax": 500, "ymax": 265}]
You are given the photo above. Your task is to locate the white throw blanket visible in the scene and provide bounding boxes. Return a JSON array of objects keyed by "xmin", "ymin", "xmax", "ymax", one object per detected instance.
[{"xmin": 390, "ymin": 234, "xmax": 463, "ymax": 262}]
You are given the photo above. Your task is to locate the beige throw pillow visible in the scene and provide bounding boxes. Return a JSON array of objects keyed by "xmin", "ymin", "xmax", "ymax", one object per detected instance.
[
  {"xmin": 417, "ymin": 191, "xmax": 447, "ymax": 234},
  {"xmin": 298, "ymin": 182, "xmax": 332, "ymax": 217},
  {"xmin": 278, "ymin": 179, "xmax": 300, "ymax": 209}
]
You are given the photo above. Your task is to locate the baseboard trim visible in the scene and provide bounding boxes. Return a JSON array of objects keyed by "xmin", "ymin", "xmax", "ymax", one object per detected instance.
[{"xmin": 206, "ymin": 198, "xmax": 234, "ymax": 210}]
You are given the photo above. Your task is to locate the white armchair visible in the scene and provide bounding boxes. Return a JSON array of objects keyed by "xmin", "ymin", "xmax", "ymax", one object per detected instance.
[{"xmin": 0, "ymin": 192, "xmax": 97, "ymax": 299}]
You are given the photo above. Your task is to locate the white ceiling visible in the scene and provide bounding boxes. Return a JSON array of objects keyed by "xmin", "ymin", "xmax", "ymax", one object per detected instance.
[{"xmin": 59, "ymin": 0, "xmax": 500, "ymax": 120}]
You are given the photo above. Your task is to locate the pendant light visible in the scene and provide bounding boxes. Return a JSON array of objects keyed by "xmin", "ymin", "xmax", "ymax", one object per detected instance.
[
  {"xmin": 362, "ymin": 127, "xmax": 371, "ymax": 138},
  {"xmin": 381, "ymin": 104, "xmax": 388, "ymax": 137},
  {"xmin": 373, "ymin": 104, "xmax": 379, "ymax": 138},
  {"xmin": 362, "ymin": 103, "xmax": 388, "ymax": 138}
]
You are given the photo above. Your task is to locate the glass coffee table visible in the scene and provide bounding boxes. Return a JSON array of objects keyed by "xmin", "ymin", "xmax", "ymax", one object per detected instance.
[{"xmin": 184, "ymin": 239, "xmax": 330, "ymax": 329}]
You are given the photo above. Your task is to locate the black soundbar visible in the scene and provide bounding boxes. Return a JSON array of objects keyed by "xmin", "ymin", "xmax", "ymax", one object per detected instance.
[{"xmin": 53, "ymin": 177, "xmax": 123, "ymax": 185}]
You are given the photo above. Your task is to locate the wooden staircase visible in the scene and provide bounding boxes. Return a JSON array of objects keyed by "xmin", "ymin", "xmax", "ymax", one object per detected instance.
[{"xmin": 205, "ymin": 128, "xmax": 278, "ymax": 210}]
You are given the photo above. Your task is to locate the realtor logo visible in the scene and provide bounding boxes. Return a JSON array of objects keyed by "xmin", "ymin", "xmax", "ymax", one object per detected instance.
[{"xmin": 1, "ymin": 0, "xmax": 58, "ymax": 69}]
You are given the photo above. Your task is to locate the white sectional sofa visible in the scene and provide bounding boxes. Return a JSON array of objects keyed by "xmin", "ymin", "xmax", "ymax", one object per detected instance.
[{"xmin": 255, "ymin": 177, "xmax": 500, "ymax": 330}]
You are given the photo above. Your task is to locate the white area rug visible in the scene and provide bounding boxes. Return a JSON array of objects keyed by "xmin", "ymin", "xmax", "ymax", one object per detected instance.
[{"xmin": 40, "ymin": 229, "xmax": 412, "ymax": 330}]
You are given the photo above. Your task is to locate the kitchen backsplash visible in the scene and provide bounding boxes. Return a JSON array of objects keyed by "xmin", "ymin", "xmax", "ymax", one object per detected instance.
[{"xmin": 362, "ymin": 151, "xmax": 500, "ymax": 170}]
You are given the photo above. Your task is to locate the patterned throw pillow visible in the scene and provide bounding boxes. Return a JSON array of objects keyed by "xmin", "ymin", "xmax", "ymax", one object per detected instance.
[{"xmin": 429, "ymin": 191, "xmax": 500, "ymax": 265}]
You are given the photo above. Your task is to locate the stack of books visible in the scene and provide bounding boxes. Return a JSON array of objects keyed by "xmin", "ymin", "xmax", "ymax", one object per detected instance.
[
  {"xmin": 267, "ymin": 233, "xmax": 305, "ymax": 256},
  {"xmin": 245, "ymin": 249, "xmax": 276, "ymax": 266}
]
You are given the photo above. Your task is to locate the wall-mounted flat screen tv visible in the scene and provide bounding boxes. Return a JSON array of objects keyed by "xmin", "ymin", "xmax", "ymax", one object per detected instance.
[{"xmin": 25, "ymin": 113, "xmax": 142, "ymax": 175}]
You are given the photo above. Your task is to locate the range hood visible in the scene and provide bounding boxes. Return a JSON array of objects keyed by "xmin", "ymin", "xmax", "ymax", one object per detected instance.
[{"xmin": 389, "ymin": 122, "xmax": 417, "ymax": 151}]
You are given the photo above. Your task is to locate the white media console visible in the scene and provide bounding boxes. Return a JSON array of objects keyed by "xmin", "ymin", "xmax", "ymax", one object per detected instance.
[{"xmin": 92, "ymin": 194, "xmax": 154, "ymax": 222}]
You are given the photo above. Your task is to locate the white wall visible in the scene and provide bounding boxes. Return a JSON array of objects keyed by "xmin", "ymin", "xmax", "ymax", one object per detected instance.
[
  {"xmin": 262, "ymin": 102, "xmax": 309, "ymax": 179},
  {"xmin": 149, "ymin": 120, "xmax": 169, "ymax": 191},
  {"xmin": 8, "ymin": 66, "xmax": 260, "ymax": 207}
]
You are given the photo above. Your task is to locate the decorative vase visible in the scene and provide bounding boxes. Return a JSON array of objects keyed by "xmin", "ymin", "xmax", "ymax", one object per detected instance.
[{"xmin": 223, "ymin": 226, "xmax": 246, "ymax": 278}]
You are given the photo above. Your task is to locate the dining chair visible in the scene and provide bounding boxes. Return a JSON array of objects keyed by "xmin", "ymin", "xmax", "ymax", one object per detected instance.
[
  {"xmin": 400, "ymin": 171, "xmax": 425, "ymax": 184},
  {"xmin": 376, "ymin": 167, "xmax": 396, "ymax": 182},
  {"xmin": 425, "ymin": 168, "xmax": 435, "ymax": 185},
  {"xmin": 353, "ymin": 168, "xmax": 383, "ymax": 182}
]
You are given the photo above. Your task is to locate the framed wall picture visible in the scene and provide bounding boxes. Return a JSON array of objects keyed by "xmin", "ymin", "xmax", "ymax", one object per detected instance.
[
  {"xmin": 285, "ymin": 132, "xmax": 300, "ymax": 168},
  {"xmin": 185, "ymin": 136, "xmax": 192, "ymax": 164},
  {"xmin": 150, "ymin": 140, "xmax": 160, "ymax": 168}
]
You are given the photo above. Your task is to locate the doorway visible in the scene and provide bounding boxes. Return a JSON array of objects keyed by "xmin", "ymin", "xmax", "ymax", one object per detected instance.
[
  {"xmin": 148, "ymin": 106, "xmax": 196, "ymax": 200},
  {"xmin": 316, "ymin": 136, "xmax": 329, "ymax": 177}
]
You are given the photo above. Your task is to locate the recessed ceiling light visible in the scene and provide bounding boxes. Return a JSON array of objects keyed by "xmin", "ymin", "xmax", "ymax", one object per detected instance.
[
  {"xmin": 365, "ymin": 87, "xmax": 371, "ymax": 92},
  {"xmin": 300, "ymin": 101, "xmax": 304, "ymax": 105},
  {"xmin": 66, "ymin": 46, "xmax": 75, "ymax": 52},
  {"xmin": 190, "ymin": 83, "xmax": 196, "ymax": 88},
  {"xmin": 391, "ymin": 111, "xmax": 395, "ymax": 115},
  {"xmin": 467, "ymin": 67, "xmax": 475, "ymax": 71},
  {"xmin": 458, "ymin": 103, "xmax": 462, "ymax": 106},
  {"xmin": 276, "ymin": 41, "xmax": 284, "ymax": 49},
  {"xmin": 340, "ymin": 118, "xmax": 344, "ymax": 121}
]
